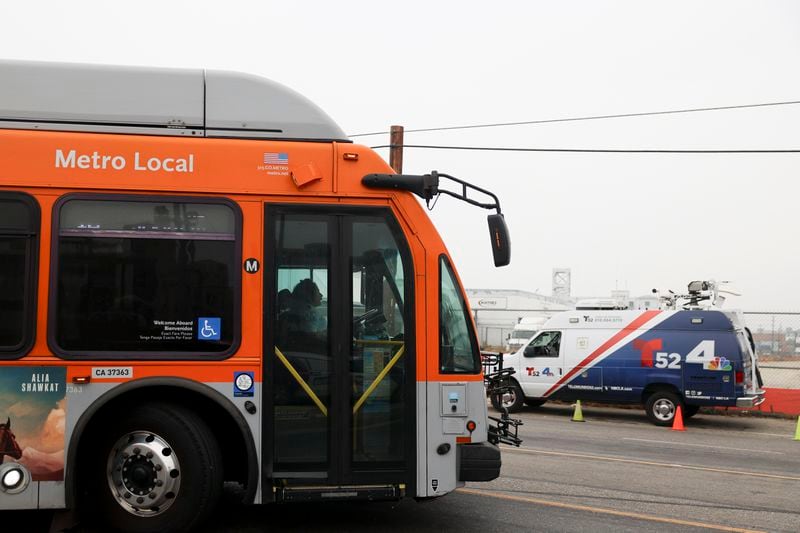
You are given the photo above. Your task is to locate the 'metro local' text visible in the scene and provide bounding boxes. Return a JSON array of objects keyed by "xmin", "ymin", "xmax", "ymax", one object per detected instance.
[{"xmin": 55, "ymin": 149, "xmax": 195, "ymax": 173}]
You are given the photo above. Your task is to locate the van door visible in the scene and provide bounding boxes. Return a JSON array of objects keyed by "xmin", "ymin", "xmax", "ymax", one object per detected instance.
[
  {"xmin": 518, "ymin": 330, "xmax": 564, "ymax": 398},
  {"xmin": 682, "ymin": 335, "xmax": 737, "ymax": 404}
]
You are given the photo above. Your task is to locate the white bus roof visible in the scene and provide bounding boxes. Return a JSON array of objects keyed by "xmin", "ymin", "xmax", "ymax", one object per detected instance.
[{"xmin": 0, "ymin": 59, "xmax": 348, "ymax": 141}]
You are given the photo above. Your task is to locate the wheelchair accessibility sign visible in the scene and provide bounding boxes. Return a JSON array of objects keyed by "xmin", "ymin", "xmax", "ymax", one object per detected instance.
[{"xmin": 198, "ymin": 317, "xmax": 221, "ymax": 341}]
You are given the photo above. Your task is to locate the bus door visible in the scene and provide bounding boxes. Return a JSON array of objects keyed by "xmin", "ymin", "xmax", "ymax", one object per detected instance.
[{"xmin": 264, "ymin": 205, "xmax": 415, "ymax": 493}]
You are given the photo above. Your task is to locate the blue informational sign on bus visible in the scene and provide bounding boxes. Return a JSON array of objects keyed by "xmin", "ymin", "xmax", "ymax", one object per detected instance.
[{"xmin": 198, "ymin": 317, "xmax": 221, "ymax": 341}]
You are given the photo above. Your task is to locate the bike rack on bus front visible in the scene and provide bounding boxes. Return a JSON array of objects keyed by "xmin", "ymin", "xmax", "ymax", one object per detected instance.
[{"xmin": 481, "ymin": 351, "xmax": 523, "ymax": 447}]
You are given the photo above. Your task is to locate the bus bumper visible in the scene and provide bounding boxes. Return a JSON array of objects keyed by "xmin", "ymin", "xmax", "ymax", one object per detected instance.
[
  {"xmin": 458, "ymin": 442, "xmax": 501, "ymax": 482},
  {"xmin": 736, "ymin": 392, "xmax": 766, "ymax": 407}
]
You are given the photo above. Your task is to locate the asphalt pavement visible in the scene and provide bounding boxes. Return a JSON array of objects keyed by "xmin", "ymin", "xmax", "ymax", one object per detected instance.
[
  {"xmin": 479, "ymin": 402, "xmax": 800, "ymax": 533},
  {"xmin": 5, "ymin": 404, "xmax": 799, "ymax": 532}
]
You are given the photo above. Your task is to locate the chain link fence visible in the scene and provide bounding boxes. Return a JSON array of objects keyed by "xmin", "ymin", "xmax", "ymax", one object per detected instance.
[{"xmin": 742, "ymin": 312, "xmax": 800, "ymax": 390}]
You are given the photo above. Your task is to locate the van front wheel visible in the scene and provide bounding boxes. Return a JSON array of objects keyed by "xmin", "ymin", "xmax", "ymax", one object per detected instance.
[
  {"xmin": 644, "ymin": 390, "xmax": 684, "ymax": 426},
  {"xmin": 490, "ymin": 380, "xmax": 525, "ymax": 413}
]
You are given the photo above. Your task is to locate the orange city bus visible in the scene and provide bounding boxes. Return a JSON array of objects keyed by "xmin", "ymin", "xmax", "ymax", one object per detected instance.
[{"xmin": 0, "ymin": 60, "xmax": 511, "ymax": 531}]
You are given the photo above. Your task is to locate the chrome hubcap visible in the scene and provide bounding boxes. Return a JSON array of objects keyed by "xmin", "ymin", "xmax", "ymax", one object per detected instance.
[
  {"xmin": 107, "ymin": 431, "xmax": 181, "ymax": 517},
  {"xmin": 653, "ymin": 399, "xmax": 675, "ymax": 421},
  {"xmin": 501, "ymin": 389, "xmax": 517, "ymax": 408}
]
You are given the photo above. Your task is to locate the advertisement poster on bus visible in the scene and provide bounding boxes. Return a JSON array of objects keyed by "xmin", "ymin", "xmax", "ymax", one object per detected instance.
[{"xmin": 0, "ymin": 367, "xmax": 67, "ymax": 481}]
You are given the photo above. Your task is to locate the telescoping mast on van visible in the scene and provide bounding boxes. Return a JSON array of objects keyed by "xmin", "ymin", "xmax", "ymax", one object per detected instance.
[
  {"xmin": 0, "ymin": 60, "xmax": 512, "ymax": 532},
  {"xmin": 494, "ymin": 281, "xmax": 765, "ymax": 425}
]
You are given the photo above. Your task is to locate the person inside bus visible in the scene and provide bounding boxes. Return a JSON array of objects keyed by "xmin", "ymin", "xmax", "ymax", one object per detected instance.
[
  {"xmin": 285, "ymin": 279, "xmax": 326, "ymax": 335},
  {"xmin": 274, "ymin": 279, "xmax": 327, "ymax": 405},
  {"xmin": 277, "ymin": 288, "xmax": 292, "ymax": 315}
]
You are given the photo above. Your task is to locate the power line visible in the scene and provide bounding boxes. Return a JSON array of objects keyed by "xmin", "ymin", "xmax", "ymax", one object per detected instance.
[
  {"xmin": 350, "ymin": 100, "xmax": 800, "ymax": 138},
  {"xmin": 369, "ymin": 144, "xmax": 800, "ymax": 154}
]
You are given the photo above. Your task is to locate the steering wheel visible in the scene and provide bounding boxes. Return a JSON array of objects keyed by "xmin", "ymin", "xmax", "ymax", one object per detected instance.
[{"xmin": 353, "ymin": 308, "xmax": 381, "ymax": 326}]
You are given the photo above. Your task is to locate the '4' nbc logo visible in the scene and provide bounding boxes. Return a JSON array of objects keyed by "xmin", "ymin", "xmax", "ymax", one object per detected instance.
[{"xmin": 705, "ymin": 356, "xmax": 732, "ymax": 371}]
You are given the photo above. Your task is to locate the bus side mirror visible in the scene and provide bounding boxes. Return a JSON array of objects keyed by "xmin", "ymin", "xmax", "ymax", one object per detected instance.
[{"xmin": 487, "ymin": 214, "xmax": 511, "ymax": 267}]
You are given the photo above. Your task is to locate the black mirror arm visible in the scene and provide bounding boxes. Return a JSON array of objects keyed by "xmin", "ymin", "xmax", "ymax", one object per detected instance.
[
  {"xmin": 435, "ymin": 172, "xmax": 503, "ymax": 215},
  {"xmin": 362, "ymin": 170, "xmax": 510, "ymax": 267},
  {"xmin": 362, "ymin": 171, "xmax": 503, "ymax": 214}
]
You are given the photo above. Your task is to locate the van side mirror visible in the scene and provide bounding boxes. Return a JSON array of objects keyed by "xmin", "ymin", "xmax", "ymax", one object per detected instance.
[
  {"xmin": 523, "ymin": 345, "xmax": 537, "ymax": 358},
  {"xmin": 488, "ymin": 214, "xmax": 511, "ymax": 267}
]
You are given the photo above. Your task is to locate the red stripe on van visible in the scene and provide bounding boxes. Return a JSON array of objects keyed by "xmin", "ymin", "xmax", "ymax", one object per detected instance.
[{"xmin": 543, "ymin": 310, "xmax": 662, "ymax": 397}]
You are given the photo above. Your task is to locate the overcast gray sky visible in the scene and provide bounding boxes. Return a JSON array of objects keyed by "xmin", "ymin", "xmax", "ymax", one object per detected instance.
[{"xmin": 3, "ymin": 1, "xmax": 799, "ymax": 310}]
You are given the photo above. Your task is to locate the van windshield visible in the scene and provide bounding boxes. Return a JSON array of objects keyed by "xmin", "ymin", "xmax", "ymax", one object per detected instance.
[{"xmin": 511, "ymin": 330, "xmax": 536, "ymax": 340}]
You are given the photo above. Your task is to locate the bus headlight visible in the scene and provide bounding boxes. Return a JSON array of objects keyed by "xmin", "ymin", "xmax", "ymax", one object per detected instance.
[{"xmin": 0, "ymin": 463, "xmax": 31, "ymax": 494}]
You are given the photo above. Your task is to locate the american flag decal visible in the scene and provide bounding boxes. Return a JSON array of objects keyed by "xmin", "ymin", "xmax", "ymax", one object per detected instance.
[{"xmin": 263, "ymin": 152, "xmax": 289, "ymax": 165}]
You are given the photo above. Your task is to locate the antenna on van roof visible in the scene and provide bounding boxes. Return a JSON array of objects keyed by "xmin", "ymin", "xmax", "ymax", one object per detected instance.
[{"xmin": 654, "ymin": 280, "xmax": 740, "ymax": 310}]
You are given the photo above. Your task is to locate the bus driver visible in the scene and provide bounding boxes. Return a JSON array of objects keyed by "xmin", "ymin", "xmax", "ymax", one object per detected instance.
[{"xmin": 286, "ymin": 279, "xmax": 326, "ymax": 334}]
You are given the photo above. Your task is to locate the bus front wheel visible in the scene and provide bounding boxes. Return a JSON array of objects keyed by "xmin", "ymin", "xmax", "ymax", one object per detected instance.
[{"xmin": 88, "ymin": 402, "xmax": 223, "ymax": 533}]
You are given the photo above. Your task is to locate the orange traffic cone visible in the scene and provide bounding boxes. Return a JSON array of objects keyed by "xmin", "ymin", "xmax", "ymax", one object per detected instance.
[{"xmin": 671, "ymin": 405, "xmax": 686, "ymax": 431}]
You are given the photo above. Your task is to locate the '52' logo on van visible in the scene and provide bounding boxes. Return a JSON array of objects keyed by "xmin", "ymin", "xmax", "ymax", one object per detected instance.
[
  {"xmin": 526, "ymin": 367, "xmax": 555, "ymax": 377},
  {"xmin": 634, "ymin": 339, "xmax": 719, "ymax": 369}
]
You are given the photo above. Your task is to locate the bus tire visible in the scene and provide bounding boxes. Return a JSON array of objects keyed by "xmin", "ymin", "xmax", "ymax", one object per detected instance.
[
  {"xmin": 683, "ymin": 405, "xmax": 700, "ymax": 418},
  {"xmin": 490, "ymin": 380, "xmax": 525, "ymax": 413},
  {"xmin": 644, "ymin": 390, "xmax": 683, "ymax": 426},
  {"xmin": 88, "ymin": 402, "xmax": 223, "ymax": 533},
  {"xmin": 523, "ymin": 398, "xmax": 547, "ymax": 408}
]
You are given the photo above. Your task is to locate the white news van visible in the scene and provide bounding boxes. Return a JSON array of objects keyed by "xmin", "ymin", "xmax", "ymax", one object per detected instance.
[{"xmin": 492, "ymin": 302, "xmax": 765, "ymax": 425}]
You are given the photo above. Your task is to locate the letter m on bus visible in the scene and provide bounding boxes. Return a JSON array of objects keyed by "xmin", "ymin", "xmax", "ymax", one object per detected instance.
[{"xmin": 244, "ymin": 258, "xmax": 259, "ymax": 273}]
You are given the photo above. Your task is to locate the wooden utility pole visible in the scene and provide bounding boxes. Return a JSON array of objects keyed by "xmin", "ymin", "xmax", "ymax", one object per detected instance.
[{"xmin": 389, "ymin": 125, "xmax": 404, "ymax": 173}]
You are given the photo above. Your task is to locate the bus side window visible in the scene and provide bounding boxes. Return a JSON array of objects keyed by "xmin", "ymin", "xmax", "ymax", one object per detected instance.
[
  {"xmin": 0, "ymin": 192, "xmax": 39, "ymax": 358},
  {"xmin": 439, "ymin": 256, "xmax": 480, "ymax": 374},
  {"xmin": 52, "ymin": 196, "xmax": 241, "ymax": 357}
]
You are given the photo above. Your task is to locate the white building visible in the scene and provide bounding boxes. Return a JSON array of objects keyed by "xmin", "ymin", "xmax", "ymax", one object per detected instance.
[{"xmin": 467, "ymin": 289, "xmax": 570, "ymax": 349}]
